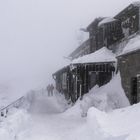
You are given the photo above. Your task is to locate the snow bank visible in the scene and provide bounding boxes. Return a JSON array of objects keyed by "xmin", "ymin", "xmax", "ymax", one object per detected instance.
[
  {"xmin": 120, "ymin": 35, "xmax": 140, "ymax": 55},
  {"xmin": 72, "ymin": 47, "xmax": 116, "ymax": 64},
  {"xmin": 86, "ymin": 102, "xmax": 140, "ymax": 140},
  {"xmin": 65, "ymin": 73, "xmax": 129, "ymax": 118},
  {"xmin": 0, "ymin": 109, "xmax": 31, "ymax": 140},
  {"xmin": 80, "ymin": 73, "xmax": 130, "ymax": 116}
]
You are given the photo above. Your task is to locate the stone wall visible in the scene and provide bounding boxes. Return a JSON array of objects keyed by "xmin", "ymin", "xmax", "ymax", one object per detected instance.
[{"xmin": 118, "ymin": 50, "xmax": 140, "ymax": 104}]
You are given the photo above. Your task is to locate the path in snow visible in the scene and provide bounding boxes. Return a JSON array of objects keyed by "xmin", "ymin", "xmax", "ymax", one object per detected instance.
[{"xmin": 21, "ymin": 95, "xmax": 85, "ymax": 140}]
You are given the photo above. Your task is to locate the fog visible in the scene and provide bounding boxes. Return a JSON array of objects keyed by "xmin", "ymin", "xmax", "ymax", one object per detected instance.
[{"xmin": 0, "ymin": 0, "xmax": 136, "ymax": 95}]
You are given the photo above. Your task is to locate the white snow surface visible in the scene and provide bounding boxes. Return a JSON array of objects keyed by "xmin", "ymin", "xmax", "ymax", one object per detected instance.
[
  {"xmin": 132, "ymin": 1, "xmax": 140, "ymax": 7},
  {"xmin": 72, "ymin": 47, "xmax": 117, "ymax": 64},
  {"xmin": 64, "ymin": 73, "xmax": 129, "ymax": 118},
  {"xmin": 98, "ymin": 17, "xmax": 117, "ymax": 27},
  {"xmin": 0, "ymin": 75, "xmax": 136, "ymax": 140},
  {"xmin": 120, "ymin": 35, "xmax": 140, "ymax": 55}
]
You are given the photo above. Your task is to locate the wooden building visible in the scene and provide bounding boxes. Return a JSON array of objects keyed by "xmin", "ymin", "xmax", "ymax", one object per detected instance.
[
  {"xmin": 86, "ymin": 17, "xmax": 123, "ymax": 52},
  {"xmin": 98, "ymin": 17, "xmax": 124, "ymax": 49},
  {"xmin": 53, "ymin": 2, "xmax": 140, "ymax": 104},
  {"xmin": 53, "ymin": 48, "xmax": 116, "ymax": 102}
]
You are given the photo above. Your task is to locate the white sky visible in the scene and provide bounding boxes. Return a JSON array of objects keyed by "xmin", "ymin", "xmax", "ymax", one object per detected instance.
[{"xmin": 0, "ymin": 0, "xmax": 137, "ymax": 94}]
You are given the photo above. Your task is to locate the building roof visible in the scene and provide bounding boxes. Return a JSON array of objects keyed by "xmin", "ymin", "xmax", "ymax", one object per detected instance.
[
  {"xmin": 71, "ymin": 47, "xmax": 116, "ymax": 64},
  {"xmin": 52, "ymin": 65, "xmax": 69, "ymax": 76},
  {"xmin": 98, "ymin": 17, "xmax": 117, "ymax": 27},
  {"xmin": 118, "ymin": 35, "xmax": 140, "ymax": 56},
  {"xmin": 86, "ymin": 17, "xmax": 105, "ymax": 31}
]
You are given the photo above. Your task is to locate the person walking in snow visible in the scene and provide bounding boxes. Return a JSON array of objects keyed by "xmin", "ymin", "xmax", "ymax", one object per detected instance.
[
  {"xmin": 50, "ymin": 84, "xmax": 54, "ymax": 96},
  {"xmin": 46, "ymin": 84, "xmax": 51, "ymax": 96}
]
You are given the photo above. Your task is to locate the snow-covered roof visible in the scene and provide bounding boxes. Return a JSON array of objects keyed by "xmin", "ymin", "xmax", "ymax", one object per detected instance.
[
  {"xmin": 98, "ymin": 17, "xmax": 117, "ymax": 27},
  {"xmin": 71, "ymin": 47, "xmax": 116, "ymax": 64},
  {"xmin": 120, "ymin": 35, "xmax": 140, "ymax": 56}
]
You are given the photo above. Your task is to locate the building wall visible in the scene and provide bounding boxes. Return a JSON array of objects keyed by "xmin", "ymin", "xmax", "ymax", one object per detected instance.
[
  {"xmin": 115, "ymin": 5, "xmax": 140, "ymax": 38},
  {"xmin": 118, "ymin": 51, "xmax": 140, "ymax": 104}
]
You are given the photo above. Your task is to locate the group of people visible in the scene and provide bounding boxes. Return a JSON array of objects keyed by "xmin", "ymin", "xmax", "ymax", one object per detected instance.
[{"xmin": 46, "ymin": 84, "xmax": 54, "ymax": 96}]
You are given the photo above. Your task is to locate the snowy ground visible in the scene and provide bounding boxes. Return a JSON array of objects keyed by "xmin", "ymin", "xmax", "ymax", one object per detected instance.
[
  {"xmin": 0, "ymin": 92, "xmax": 137, "ymax": 140},
  {"xmin": 0, "ymin": 74, "xmax": 138, "ymax": 140}
]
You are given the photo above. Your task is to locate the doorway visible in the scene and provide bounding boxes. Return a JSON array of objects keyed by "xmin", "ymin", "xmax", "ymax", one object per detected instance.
[{"xmin": 131, "ymin": 77, "xmax": 138, "ymax": 104}]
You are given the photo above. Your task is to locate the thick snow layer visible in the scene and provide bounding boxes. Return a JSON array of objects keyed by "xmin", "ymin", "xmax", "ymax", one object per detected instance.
[
  {"xmin": 120, "ymin": 35, "xmax": 140, "ymax": 55},
  {"xmin": 0, "ymin": 86, "xmax": 137, "ymax": 140},
  {"xmin": 98, "ymin": 17, "xmax": 117, "ymax": 27},
  {"xmin": 74, "ymin": 73, "xmax": 130, "ymax": 117},
  {"xmin": 72, "ymin": 47, "xmax": 116, "ymax": 64}
]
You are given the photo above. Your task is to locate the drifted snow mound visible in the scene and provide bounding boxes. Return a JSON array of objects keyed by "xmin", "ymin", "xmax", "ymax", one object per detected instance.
[
  {"xmin": 72, "ymin": 107, "xmax": 127, "ymax": 140},
  {"xmin": 65, "ymin": 73, "xmax": 130, "ymax": 117},
  {"xmin": 0, "ymin": 108, "xmax": 31, "ymax": 140},
  {"xmin": 86, "ymin": 103, "xmax": 140, "ymax": 140},
  {"xmin": 80, "ymin": 73, "xmax": 130, "ymax": 116},
  {"xmin": 24, "ymin": 89, "xmax": 69, "ymax": 114}
]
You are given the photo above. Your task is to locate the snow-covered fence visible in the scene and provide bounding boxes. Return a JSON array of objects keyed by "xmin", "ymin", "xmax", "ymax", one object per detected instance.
[{"xmin": 0, "ymin": 96, "xmax": 25, "ymax": 117}]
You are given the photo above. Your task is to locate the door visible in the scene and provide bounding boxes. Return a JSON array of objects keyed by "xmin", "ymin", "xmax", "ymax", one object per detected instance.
[{"xmin": 131, "ymin": 77, "xmax": 138, "ymax": 104}]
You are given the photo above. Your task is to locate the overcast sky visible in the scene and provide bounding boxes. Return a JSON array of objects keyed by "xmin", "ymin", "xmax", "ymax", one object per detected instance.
[{"xmin": 0, "ymin": 0, "xmax": 137, "ymax": 94}]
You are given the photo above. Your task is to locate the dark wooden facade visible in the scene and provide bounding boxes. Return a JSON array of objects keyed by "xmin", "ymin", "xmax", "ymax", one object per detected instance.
[
  {"xmin": 98, "ymin": 19, "xmax": 124, "ymax": 48},
  {"xmin": 115, "ymin": 3, "xmax": 140, "ymax": 38},
  {"xmin": 118, "ymin": 50, "xmax": 140, "ymax": 104},
  {"xmin": 53, "ymin": 62, "xmax": 115, "ymax": 102},
  {"xmin": 53, "ymin": 2, "xmax": 140, "ymax": 104}
]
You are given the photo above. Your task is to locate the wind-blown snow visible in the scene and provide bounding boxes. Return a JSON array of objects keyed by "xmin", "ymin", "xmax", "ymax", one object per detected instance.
[
  {"xmin": 72, "ymin": 47, "xmax": 116, "ymax": 64},
  {"xmin": 68, "ymin": 73, "xmax": 130, "ymax": 117}
]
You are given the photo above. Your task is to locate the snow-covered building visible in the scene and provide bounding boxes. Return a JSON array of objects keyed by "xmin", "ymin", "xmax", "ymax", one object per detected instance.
[
  {"xmin": 53, "ymin": 2, "xmax": 140, "ymax": 104},
  {"xmin": 97, "ymin": 17, "xmax": 123, "ymax": 49}
]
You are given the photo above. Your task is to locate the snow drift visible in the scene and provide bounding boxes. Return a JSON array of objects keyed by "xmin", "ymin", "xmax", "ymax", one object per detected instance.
[
  {"xmin": 0, "ymin": 109, "xmax": 31, "ymax": 140},
  {"xmin": 64, "ymin": 73, "xmax": 130, "ymax": 117}
]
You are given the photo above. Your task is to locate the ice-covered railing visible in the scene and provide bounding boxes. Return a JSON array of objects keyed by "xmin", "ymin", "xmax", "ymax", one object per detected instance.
[{"xmin": 0, "ymin": 96, "xmax": 25, "ymax": 117}]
